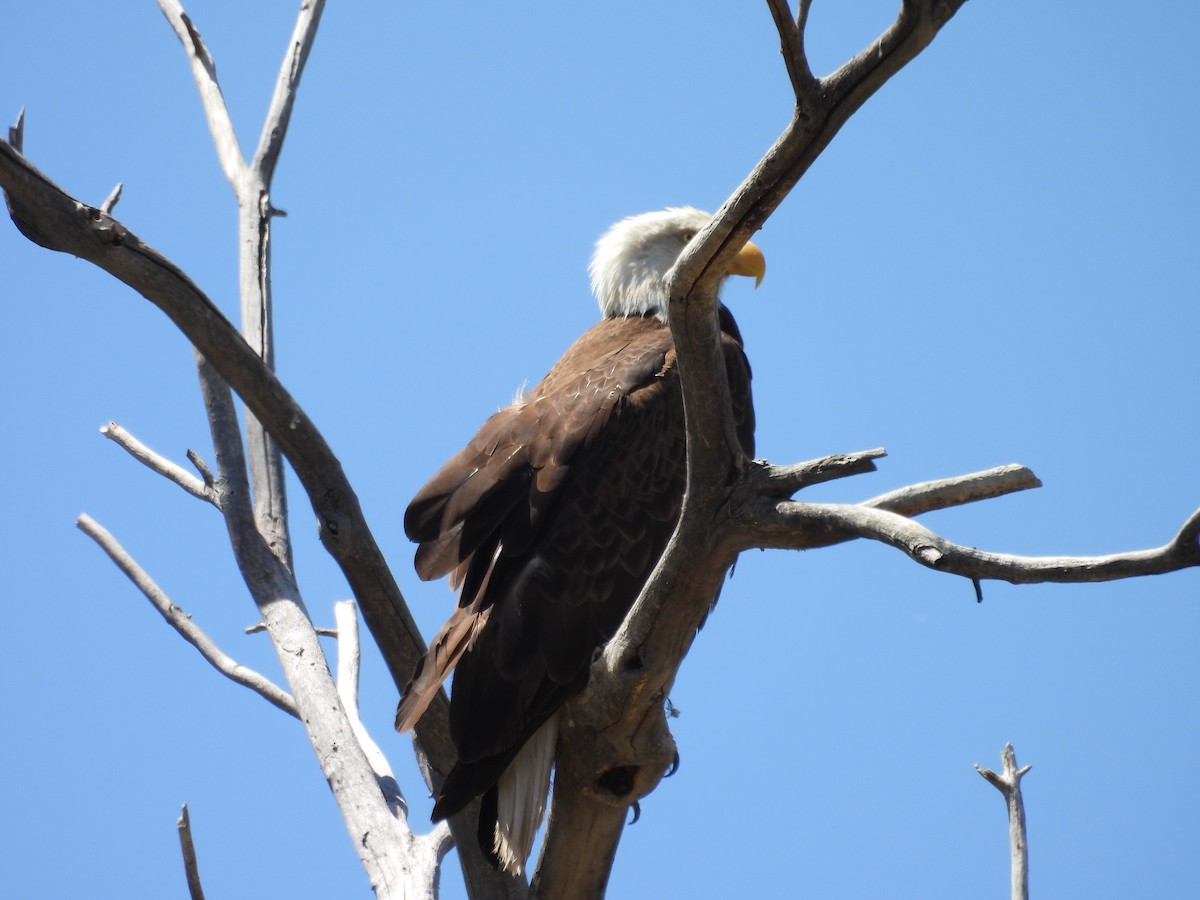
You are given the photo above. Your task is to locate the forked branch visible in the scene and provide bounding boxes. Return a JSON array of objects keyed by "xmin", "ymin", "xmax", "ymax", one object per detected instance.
[
  {"xmin": 0, "ymin": 135, "xmax": 435, "ymax": 737},
  {"xmin": 100, "ymin": 422, "xmax": 218, "ymax": 506},
  {"xmin": 741, "ymin": 497, "xmax": 1200, "ymax": 583},
  {"xmin": 538, "ymin": 1, "xmax": 1189, "ymax": 896},
  {"xmin": 0, "ymin": 131, "xmax": 518, "ymax": 900},
  {"xmin": 976, "ymin": 744, "xmax": 1032, "ymax": 900}
]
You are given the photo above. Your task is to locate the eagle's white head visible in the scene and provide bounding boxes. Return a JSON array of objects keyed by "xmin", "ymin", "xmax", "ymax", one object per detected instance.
[{"xmin": 589, "ymin": 206, "xmax": 765, "ymax": 320}]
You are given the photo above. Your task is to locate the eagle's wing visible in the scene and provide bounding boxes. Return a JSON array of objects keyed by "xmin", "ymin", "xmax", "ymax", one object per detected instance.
[
  {"xmin": 396, "ymin": 316, "xmax": 678, "ymax": 737},
  {"xmin": 400, "ymin": 310, "xmax": 753, "ymax": 826}
]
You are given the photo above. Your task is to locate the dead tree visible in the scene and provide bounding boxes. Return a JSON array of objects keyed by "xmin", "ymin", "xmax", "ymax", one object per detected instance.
[{"xmin": 1, "ymin": 2, "xmax": 1196, "ymax": 898}]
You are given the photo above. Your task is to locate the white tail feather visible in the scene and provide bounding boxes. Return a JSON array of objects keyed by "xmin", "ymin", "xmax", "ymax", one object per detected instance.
[{"xmin": 493, "ymin": 714, "xmax": 558, "ymax": 876}]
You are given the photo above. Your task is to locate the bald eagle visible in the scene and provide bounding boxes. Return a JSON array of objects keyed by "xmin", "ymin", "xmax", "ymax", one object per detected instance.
[{"xmin": 396, "ymin": 207, "xmax": 763, "ymax": 874}]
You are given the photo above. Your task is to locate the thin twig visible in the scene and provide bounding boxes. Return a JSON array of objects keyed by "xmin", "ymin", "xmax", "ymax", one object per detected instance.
[
  {"xmin": 864, "ymin": 464, "xmax": 1042, "ymax": 517},
  {"xmin": 765, "ymin": 0, "xmax": 815, "ymax": 96},
  {"xmin": 796, "ymin": 0, "xmax": 814, "ymax": 36},
  {"xmin": 246, "ymin": 620, "xmax": 337, "ymax": 637},
  {"xmin": 752, "ymin": 448, "xmax": 888, "ymax": 498},
  {"xmin": 252, "ymin": 0, "xmax": 328, "ymax": 183},
  {"xmin": 100, "ymin": 422, "xmax": 217, "ymax": 506},
  {"xmin": 186, "ymin": 448, "xmax": 216, "ymax": 490},
  {"xmin": 77, "ymin": 513, "xmax": 299, "ymax": 717},
  {"xmin": 334, "ymin": 600, "xmax": 407, "ymax": 817},
  {"xmin": 177, "ymin": 803, "xmax": 206, "ymax": 900},
  {"xmin": 99, "ymin": 182, "xmax": 123, "ymax": 215},
  {"xmin": 975, "ymin": 744, "xmax": 1031, "ymax": 900},
  {"xmin": 8, "ymin": 106, "xmax": 24, "ymax": 153},
  {"xmin": 156, "ymin": 0, "xmax": 246, "ymax": 185}
]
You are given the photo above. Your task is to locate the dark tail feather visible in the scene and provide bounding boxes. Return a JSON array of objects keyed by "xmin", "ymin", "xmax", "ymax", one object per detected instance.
[{"xmin": 476, "ymin": 786, "xmax": 501, "ymax": 870}]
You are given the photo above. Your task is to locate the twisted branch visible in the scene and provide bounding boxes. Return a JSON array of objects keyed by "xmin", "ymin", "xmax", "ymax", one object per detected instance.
[{"xmin": 742, "ymin": 497, "xmax": 1200, "ymax": 582}]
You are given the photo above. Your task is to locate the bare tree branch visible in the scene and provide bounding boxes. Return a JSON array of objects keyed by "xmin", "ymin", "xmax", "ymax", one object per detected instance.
[
  {"xmin": 177, "ymin": 803, "xmax": 206, "ymax": 900},
  {"xmin": 766, "ymin": 0, "xmax": 815, "ymax": 97},
  {"xmin": 100, "ymin": 422, "xmax": 217, "ymax": 506},
  {"xmin": 76, "ymin": 512, "xmax": 298, "ymax": 717},
  {"xmin": 149, "ymin": 21, "xmax": 423, "ymax": 884},
  {"xmin": 424, "ymin": 819, "xmax": 455, "ymax": 872},
  {"xmin": 743, "ymin": 498, "xmax": 1200, "ymax": 582},
  {"xmin": 8, "ymin": 107, "xmax": 23, "ymax": 153},
  {"xmin": 193, "ymin": 350, "xmax": 423, "ymax": 896},
  {"xmin": 863, "ymin": 464, "xmax": 1042, "ymax": 517},
  {"xmin": 746, "ymin": 448, "xmax": 887, "ymax": 498},
  {"xmin": 0, "ymin": 135, "xmax": 428, "ymax": 721},
  {"xmin": 0, "ymin": 136, "xmax": 520, "ymax": 899},
  {"xmin": 98, "ymin": 182, "xmax": 122, "ymax": 216},
  {"xmin": 246, "ymin": 620, "xmax": 337, "ymax": 638},
  {"xmin": 976, "ymin": 744, "xmax": 1032, "ymax": 900},
  {"xmin": 252, "ymin": 0, "xmax": 327, "ymax": 184},
  {"xmin": 186, "ymin": 448, "xmax": 216, "ymax": 491},
  {"xmin": 156, "ymin": 1, "xmax": 245, "ymax": 185},
  {"xmin": 158, "ymin": 0, "xmax": 309, "ymax": 570},
  {"xmin": 335, "ymin": 600, "xmax": 407, "ymax": 818}
]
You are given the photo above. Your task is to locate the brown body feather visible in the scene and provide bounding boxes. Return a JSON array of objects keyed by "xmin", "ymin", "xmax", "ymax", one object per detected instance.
[{"xmin": 397, "ymin": 306, "xmax": 754, "ymax": 866}]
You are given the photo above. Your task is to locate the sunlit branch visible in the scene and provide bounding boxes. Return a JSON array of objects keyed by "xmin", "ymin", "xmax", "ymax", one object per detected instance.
[
  {"xmin": 76, "ymin": 513, "xmax": 299, "ymax": 716},
  {"xmin": 746, "ymin": 497, "xmax": 1200, "ymax": 583},
  {"xmin": 177, "ymin": 803, "xmax": 207, "ymax": 900},
  {"xmin": 335, "ymin": 600, "xmax": 407, "ymax": 818},
  {"xmin": 100, "ymin": 422, "xmax": 217, "ymax": 506},
  {"xmin": 156, "ymin": 0, "xmax": 246, "ymax": 186},
  {"xmin": 976, "ymin": 744, "xmax": 1031, "ymax": 900}
]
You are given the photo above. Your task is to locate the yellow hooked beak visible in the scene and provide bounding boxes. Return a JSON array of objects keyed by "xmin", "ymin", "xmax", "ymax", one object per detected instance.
[{"xmin": 727, "ymin": 239, "xmax": 766, "ymax": 288}]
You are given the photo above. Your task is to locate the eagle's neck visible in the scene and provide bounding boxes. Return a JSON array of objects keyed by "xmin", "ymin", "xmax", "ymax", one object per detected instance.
[
  {"xmin": 592, "ymin": 271, "xmax": 671, "ymax": 321},
  {"xmin": 589, "ymin": 206, "xmax": 715, "ymax": 321}
]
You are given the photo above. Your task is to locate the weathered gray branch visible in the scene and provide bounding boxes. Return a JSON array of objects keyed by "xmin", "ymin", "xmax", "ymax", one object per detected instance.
[
  {"xmin": 765, "ymin": 0, "xmax": 815, "ymax": 96},
  {"xmin": 976, "ymin": 744, "xmax": 1032, "ymax": 900},
  {"xmin": 8, "ymin": 107, "xmax": 24, "ymax": 151},
  {"xmin": 98, "ymin": 182, "xmax": 122, "ymax": 216},
  {"xmin": 0, "ymin": 133, "xmax": 520, "ymax": 900},
  {"xmin": 100, "ymin": 422, "xmax": 217, "ymax": 506},
  {"xmin": 741, "ymin": 497, "xmax": 1200, "ymax": 582},
  {"xmin": 862, "ymin": 463, "xmax": 1043, "ymax": 518},
  {"xmin": 177, "ymin": 803, "xmax": 206, "ymax": 900},
  {"xmin": 158, "ymin": 0, "xmax": 307, "ymax": 569},
  {"xmin": 157, "ymin": 1, "xmax": 245, "ymax": 183},
  {"xmin": 0, "ymin": 134, "xmax": 432, "ymax": 726},
  {"xmin": 156, "ymin": 4, "xmax": 476, "ymax": 894},
  {"xmin": 76, "ymin": 512, "xmax": 298, "ymax": 716},
  {"xmin": 335, "ymin": 600, "xmax": 407, "ymax": 818},
  {"xmin": 195, "ymin": 351, "xmax": 423, "ymax": 897},
  {"xmin": 747, "ymin": 448, "xmax": 887, "ymax": 498}
]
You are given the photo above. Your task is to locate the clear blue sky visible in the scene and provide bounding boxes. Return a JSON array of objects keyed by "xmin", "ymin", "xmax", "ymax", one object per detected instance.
[{"xmin": 2, "ymin": 2, "xmax": 1197, "ymax": 898}]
